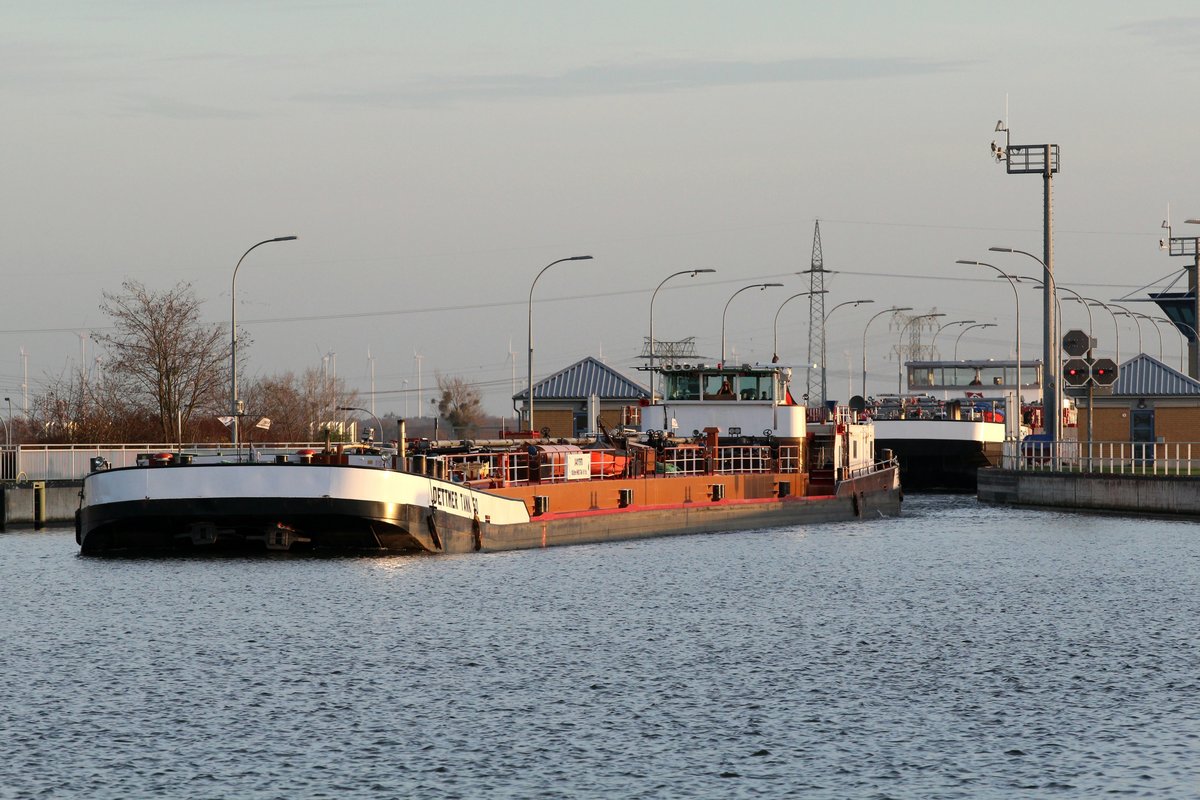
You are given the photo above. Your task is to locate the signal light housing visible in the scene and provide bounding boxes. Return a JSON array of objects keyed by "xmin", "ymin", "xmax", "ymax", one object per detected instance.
[
  {"xmin": 1063, "ymin": 358, "xmax": 1091, "ymax": 387},
  {"xmin": 1091, "ymin": 358, "xmax": 1118, "ymax": 387}
]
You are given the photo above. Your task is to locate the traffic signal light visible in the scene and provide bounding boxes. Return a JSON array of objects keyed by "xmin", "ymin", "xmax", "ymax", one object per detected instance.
[
  {"xmin": 1063, "ymin": 358, "xmax": 1091, "ymax": 386},
  {"xmin": 1091, "ymin": 358, "xmax": 1118, "ymax": 386}
]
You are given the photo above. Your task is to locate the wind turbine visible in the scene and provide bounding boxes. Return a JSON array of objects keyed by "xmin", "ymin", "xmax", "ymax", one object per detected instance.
[{"xmin": 413, "ymin": 349, "xmax": 423, "ymax": 418}]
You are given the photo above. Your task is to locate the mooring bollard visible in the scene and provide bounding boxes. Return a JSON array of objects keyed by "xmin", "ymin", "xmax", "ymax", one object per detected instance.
[{"xmin": 33, "ymin": 480, "xmax": 46, "ymax": 530}]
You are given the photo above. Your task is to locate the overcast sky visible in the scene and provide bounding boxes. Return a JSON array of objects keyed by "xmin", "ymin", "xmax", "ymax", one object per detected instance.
[{"xmin": 3, "ymin": 1, "xmax": 1198, "ymax": 420}]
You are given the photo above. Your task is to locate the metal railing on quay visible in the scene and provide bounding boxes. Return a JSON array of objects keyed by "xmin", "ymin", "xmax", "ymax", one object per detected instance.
[
  {"xmin": 1004, "ymin": 440, "xmax": 1200, "ymax": 476},
  {"xmin": 1, "ymin": 442, "xmax": 325, "ymax": 482}
]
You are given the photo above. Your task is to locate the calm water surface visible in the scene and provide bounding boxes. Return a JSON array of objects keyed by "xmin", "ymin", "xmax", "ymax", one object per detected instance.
[{"xmin": 2, "ymin": 495, "xmax": 1198, "ymax": 799}]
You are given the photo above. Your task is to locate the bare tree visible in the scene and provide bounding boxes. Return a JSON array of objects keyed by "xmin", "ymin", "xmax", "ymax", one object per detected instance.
[
  {"xmin": 94, "ymin": 281, "xmax": 229, "ymax": 441},
  {"xmin": 29, "ymin": 363, "xmax": 155, "ymax": 443},
  {"xmin": 241, "ymin": 367, "xmax": 357, "ymax": 442},
  {"xmin": 435, "ymin": 374, "xmax": 484, "ymax": 437}
]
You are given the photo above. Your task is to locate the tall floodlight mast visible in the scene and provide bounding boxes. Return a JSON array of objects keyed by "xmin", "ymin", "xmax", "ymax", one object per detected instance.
[
  {"xmin": 991, "ymin": 117, "xmax": 1060, "ymax": 439},
  {"xmin": 803, "ymin": 220, "xmax": 830, "ymax": 403}
]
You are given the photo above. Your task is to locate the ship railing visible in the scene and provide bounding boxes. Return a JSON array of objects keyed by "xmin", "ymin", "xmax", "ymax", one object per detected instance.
[
  {"xmin": 776, "ymin": 445, "xmax": 802, "ymax": 473},
  {"xmin": 660, "ymin": 446, "xmax": 705, "ymax": 475},
  {"xmin": 436, "ymin": 449, "xmax": 635, "ymax": 486},
  {"xmin": 434, "ymin": 444, "xmax": 808, "ymax": 484},
  {"xmin": 435, "ymin": 451, "xmax": 531, "ymax": 486},
  {"xmin": 715, "ymin": 445, "xmax": 772, "ymax": 474},
  {"xmin": 843, "ymin": 453, "xmax": 900, "ymax": 481},
  {"xmin": 805, "ymin": 405, "xmax": 861, "ymax": 425},
  {"xmin": 1004, "ymin": 439, "xmax": 1200, "ymax": 476}
]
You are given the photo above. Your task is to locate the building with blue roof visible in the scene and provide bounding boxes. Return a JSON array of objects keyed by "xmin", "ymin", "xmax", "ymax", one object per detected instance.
[
  {"xmin": 513, "ymin": 356, "xmax": 650, "ymax": 438},
  {"xmin": 1080, "ymin": 353, "xmax": 1200, "ymax": 447}
]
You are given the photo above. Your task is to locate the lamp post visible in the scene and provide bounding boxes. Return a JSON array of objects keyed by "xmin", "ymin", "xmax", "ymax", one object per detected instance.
[
  {"xmin": 957, "ymin": 259, "xmax": 1021, "ymax": 437},
  {"xmin": 722, "ymin": 283, "xmax": 783, "ymax": 364},
  {"xmin": 2, "ymin": 396, "xmax": 8, "ymax": 447},
  {"xmin": 953, "ymin": 323, "xmax": 997, "ymax": 360},
  {"xmin": 989, "ymin": 124, "xmax": 1060, "ymax": 441},
  {"xmin": 931, "ymin": 320, "xmax": 976, "ymax": 356},
  {"xmin": 1091, "ymin": 300, "xmax": 1129, "ymax": 357},
  {"xmin": 774, "ymin": 290, "xmax": 827, "ymax": 363},
  {"xmin": 896, "ymin": 312, "xmax": 945, "ymax": 394},
  {"xmin": 231, "ymin": 236, "xmax": 297, "ymax": 459},
  {"xmin": 1112, "ymin": 303, "xmax": 1150, "ymax": 358},
  {"xmin": 989, "ymin": 246, "xmax": 1064, "ymax": 438},
  {"xmin": 1066, "ymin": 298, "xmax": 1117, "ymax": 363},
  {"xmin": 1029, "ymin": 277, "xmax": 1093, "ymax": 372},
  {"xmin": 649, "ymin": 268, "xmax": 716, "ymax": 400},
  {"xmin": 1148, "ymin": 314, "xmax": 1191, "ymax": 371},
  {"xmin": 1124, "ymin": 310, "xmax": 1163, "ymax": 361},
  {"xmin": 822, "ymin": 299, "xmax": 873, "ymax": 406},
  {"xmin": 527, "ymin": 255, "xmax": 593, "ymax": 435},
  {"xmin": 337, "ymin": 406, "xmax": 386, "ymax": 444},
  {"xmin": 862, "ymin": 306, "xmax": 911, "ymax": 398}
]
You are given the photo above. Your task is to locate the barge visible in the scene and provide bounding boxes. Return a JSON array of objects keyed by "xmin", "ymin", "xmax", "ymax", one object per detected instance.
[{"xmin": 76, "ymin": 363, "xmax": 901, "ymax": 554}]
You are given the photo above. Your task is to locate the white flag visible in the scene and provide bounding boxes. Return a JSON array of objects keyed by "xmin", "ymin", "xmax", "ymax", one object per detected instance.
[
  {"xmin": 217, "ymin": 416, "xmax": 234, "ymax": 428},
  {"xmin": 255, "ymin": 417, "xmax": 272, "ymax": 430}
]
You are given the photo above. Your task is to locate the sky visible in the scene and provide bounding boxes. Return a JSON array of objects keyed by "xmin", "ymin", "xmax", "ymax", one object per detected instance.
[{"xmin": 3, "ymin": 1, "xmax": 1199, "ymax": 421}]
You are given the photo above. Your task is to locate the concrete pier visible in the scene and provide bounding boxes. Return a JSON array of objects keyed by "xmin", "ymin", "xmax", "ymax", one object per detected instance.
[
  {"xmin": 1, "ymin": 481, "xmax": 81, "ymax": 529},
  {"xmin": 978, "ymin": 469, "xmax": 1200, "ymax": 519}
]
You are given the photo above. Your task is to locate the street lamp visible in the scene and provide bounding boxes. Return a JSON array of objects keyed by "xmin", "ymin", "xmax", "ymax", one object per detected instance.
[
  {"xmin": 721, "ymin": 283, "xmax": 783, "ymax": 364},
  {"xmin": 1147, "ymin": 314, "xmax": 1191, "ymax": 371},
  {"xmin": 649, "ymin": 268, "xmax": 716, "ymax": 400},
  {"xmin": 1025, "ymin": 277, "xmax": 1094, "ymax": 453},
  {"xmin": 822, "ymin": 299, "xmax": 873, "ymax": 406},
  {"xmin": 989, "ymin": 246, "xmax": 1061, "ymax": 439},
  {"xmin": 957, "ymin": 260, "xmax": 1021, "ymax": 432},
  {"xmin": 1122, "ymin": 309, "xmax": 1163, "ymax": 361},
  {"xmin": 896, "ymin": 312, "xmax": 945, "ymax": 394},
  {"xmin": 2, "ymin": 396, "xmax": 8, "ymax": 447},
  {"xmin": 1112, "ymin": 303, "xmax": 1150, "ymax": 358},
  {"xmin": 862, "ymin": 306, "xmax": 911, "ymax": 399},
  {"xmin": 1028, "ymin": 276, "xmax": 1094, "ymax": 375},
  {"xmin": 773, "ymin": 290, "xmax": 827, "ymax": 363},
  {"xmin": 931, "ymin": 320, "xmax": 976, "ymax": 356},
  {"xmin": 528, "ymin": 255, "xmax": 593, "ymax": 435},
  {"xmin": 337, "ymin": 406, "xmax": 386, "ymax": 444},
  {"xmin": 1065, "ymin": 297, "xmax": 1118, "ymax": 363},
  {"xmin": 231, "ymin": 235, "xmax": 297, "ymax": 459},
  {"xmin": 953, "ymin": 323, "xmax": 997, "ymax": 361}
]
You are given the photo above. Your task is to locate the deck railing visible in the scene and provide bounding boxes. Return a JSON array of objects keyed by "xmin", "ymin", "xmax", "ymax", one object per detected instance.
[
  {"xmin": 3, "ymin": 439, "xmax": 842, "ymax": 485},
  {"xmin": 433, "ymin": 443, "xmax": 807, "ymax": 486},
  {"xmin": 1004, "ymin": 440, "xmax": 1200, "ymax": 476}
]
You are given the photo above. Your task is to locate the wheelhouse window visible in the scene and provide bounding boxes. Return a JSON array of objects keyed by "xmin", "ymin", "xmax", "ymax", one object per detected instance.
[
  {"xmin": 736, "ymin": 374, "xmax": 773, "ymax": 400},
  {"xmin": 664, "ymin": 373, "xmax": 701, "ymax": 400},
  {"xmin": 703, "ymin": 374, "xmax": 734, "ymax": 399}
]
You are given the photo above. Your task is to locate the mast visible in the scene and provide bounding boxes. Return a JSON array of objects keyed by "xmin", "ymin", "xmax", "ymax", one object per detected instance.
[{"xmin": 803, "ymin": 220, "xmax": 829, "ymax": 404}]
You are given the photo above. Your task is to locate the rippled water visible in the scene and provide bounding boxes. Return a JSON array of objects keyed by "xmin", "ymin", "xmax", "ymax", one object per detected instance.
[{"xmin": 2, "ymin": 495, "xmax": 1199, "ymax": 799}]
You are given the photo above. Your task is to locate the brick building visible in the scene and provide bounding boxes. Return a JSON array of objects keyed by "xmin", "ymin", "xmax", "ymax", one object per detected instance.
[
  {"xmin": 1077, "ymin": 353, "xmax": 1200, "ymax": 445},
  {"xmin": 514, "ymin": 356, "xmax": 650, "ymax": 439}
]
